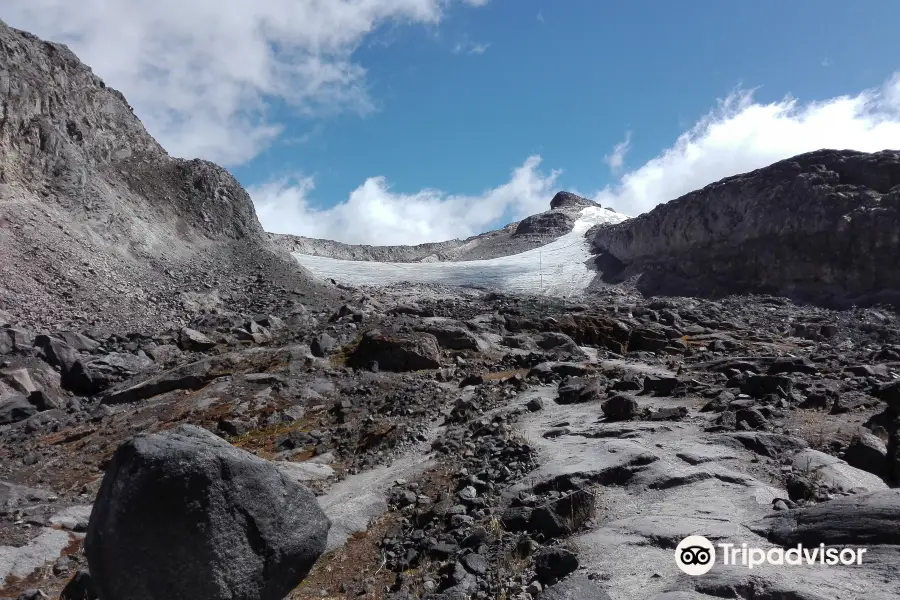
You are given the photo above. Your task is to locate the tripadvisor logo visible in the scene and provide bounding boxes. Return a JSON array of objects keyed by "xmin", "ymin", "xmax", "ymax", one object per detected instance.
[
  {"xmin": 675, "ymin": 536, "xmax": 716, "ymax": 575},
  {"xmin": 675, "ymin": 535, "xmax": 868, "ymax": 575}
]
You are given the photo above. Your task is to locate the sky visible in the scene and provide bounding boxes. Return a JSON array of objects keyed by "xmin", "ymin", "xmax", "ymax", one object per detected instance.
[{"xmin": 5, "ymin": 0, "xmax": 900, "ymax": 245}]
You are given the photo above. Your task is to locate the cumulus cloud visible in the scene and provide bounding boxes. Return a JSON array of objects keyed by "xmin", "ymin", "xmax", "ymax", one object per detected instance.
[
  {"xmin": 252, "ymin": 73, "xmax": 900, "ymax": 245},
  {"xmin": 595, "ymin": 74, "xmax": 900, "ymax": 216},
  {"xmin": 3, "ymin": 0, "xmax": 487, "ymax": 165},
  {"xmin": 603, "ymin": 131, "xmax": 632, "ymax": 173},
  {"xmin": 250, "ymin": 156, "xmax": 559, "ymax": 245}
]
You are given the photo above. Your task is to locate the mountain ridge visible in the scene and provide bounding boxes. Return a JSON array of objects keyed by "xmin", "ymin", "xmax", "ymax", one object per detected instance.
[{"xmin": 0, "ymin": 19, "xmax": 335, "ymax": 332}]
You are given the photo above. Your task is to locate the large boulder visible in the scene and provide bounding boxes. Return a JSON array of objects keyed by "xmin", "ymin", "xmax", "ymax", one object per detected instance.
[
  {"xmin": 414, "ymin": 322, "xmax": 482, "ymax": 351},
  {"xmin": 85, "ymin": 425, "xmax": 330, "ymax": 600},
  {"xmin": 348, "ymin": 330, "xmax": 441, "ymax": 372},
  {"xmin": 64, "ymin": 352, "xmax": 156, "ymax": 396},
  {"xmin": 0, "ymin": 393, "xmax": 37, "ymax": 425}
]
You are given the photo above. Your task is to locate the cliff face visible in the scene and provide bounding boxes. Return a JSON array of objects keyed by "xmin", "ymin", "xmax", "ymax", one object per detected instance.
[
  {"xmin": 591, "ymin": 149, "xmax": 900, "ymax": 306},
  {"xmin": 0, "ymin": 20, "xmax": 328, "ymax": 331}
]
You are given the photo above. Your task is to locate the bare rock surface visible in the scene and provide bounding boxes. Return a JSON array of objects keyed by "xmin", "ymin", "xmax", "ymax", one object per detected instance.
[
  {"xmin": 84, "ymin": 425, "xmax": 330, "ymax": 600},
  {"xmin": 0, "ymin": 19, "xmax": 336, "ymax": 332},
  {"xmin": 2, "ymin": 16, "xmax": 900, "ymax": 600},
  {"xmin": 591, "ymin": 149, "xmax": 900, "ymax": 307}
]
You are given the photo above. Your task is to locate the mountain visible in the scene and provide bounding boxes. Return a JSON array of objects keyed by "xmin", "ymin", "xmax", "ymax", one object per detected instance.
[
  {"xmin": 2, "ymin": 20, "xmax": 900, "ymax": 600},
  {"xmin": 0, "ymin": 20, "xmax": 334, "ymax": 333},
  {"xmin": 271, "ymin": 191, "xmax": 603, "ymax": 263},
  {"xmin": 590, "ymin": 149, "xmax": 900, "ymax": 306}
]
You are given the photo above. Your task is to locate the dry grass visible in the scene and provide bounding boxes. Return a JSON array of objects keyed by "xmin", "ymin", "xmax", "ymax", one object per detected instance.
[
  {"xmin": 228, "ymin": 418, "xmax": 317, "ymax": 458},
  {"xmin": 481, "ymin": 369, "xmax": 528, "ymax": 382},
  {"xmin": 329, "ymin": 335, "xmax": 364, "ymax": 368},
  {"xmin": 289, "ymin": 515, "xmax": 399, "ymax": 600}
]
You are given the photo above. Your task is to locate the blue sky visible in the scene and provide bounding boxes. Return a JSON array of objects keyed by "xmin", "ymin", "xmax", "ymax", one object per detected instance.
[
  {"xmin": 234, "ymin": 0, "xmax": 900, "ymax": 209},
  {"xmin": 6, "ymin": 0, "xmax": 900, "ymax": 244}
]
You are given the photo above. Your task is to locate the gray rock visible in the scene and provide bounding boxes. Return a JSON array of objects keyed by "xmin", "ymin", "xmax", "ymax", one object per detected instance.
[
  {"xmin": 0, "ymin": 393, "xmax": 37, "ymax": 425},
  {"xmin": 748, "ymin": 489, "xmax": 900, "ymax": 546},
  {"xmin": 602, "ymin": 394, "xmax": 640, "ymax": 421},
  {"xmin": 791, "ymin": 449, "xmax": 887, "ymax": 493},
  {"xmin": 65, "ymin": 352, "xmax": 155, "ymax": 396},
  {"xmin": 0, "ymin": 20, "xmax": 333, "ymax": 335},
  {"xmin": 540, "ymin": 575, "xmax": 612, "ymax": 600},
  {"xmin": 85, "ymin": 424, "xmax": 330, "ymax": 600},
  {"xmin": 844, "ymin": 432, "xmax": 889, "ymax": 478},
  {"xmin": 556, "ymin": 377, "xmax": 600, "ymax": 405},
  {"xmin": 57, "ymin": 332, "xmax": 101, "ymax": 352},
  {"xmin": 514, "ymin": 210, "xmax": 575, "ymax": 237},
  {"xmin": 415, "ymin": 323, "xmax": 481, "ymax": 351},
  {"xmin": 178, "ymin": 327, "xmax": 216, "ymax": 351},
  {"xmin": 310, "ymin": 333, "xmax": 335, "ymax": 357},
  {"xmin": 530, "ymin": 489, "xmax": 595, "ymax": 537},
  {"xmin": 642, "ymin": 375, "xmax": 681, "ymax": 396},
  {"xmin": 534, "ymin": 546, "xmax": 579, "ymax": 584},
  {"xmin": 60, "ymin": 568, "xmax": 97, "ymax": 600},
  {"xmin": 549, "ymin": 191, "xmax": 600, "ymax": 210},
  {"xmin": 590, "ymin": 149, "xmax": 900, "ymax": 306},
  {"xmin": 348, "ymin": 330, "xmax": 441, "ymax": 372},
  {"xmin": 720, "ymin": 432, "xmax": 809, "ymax": 458}
]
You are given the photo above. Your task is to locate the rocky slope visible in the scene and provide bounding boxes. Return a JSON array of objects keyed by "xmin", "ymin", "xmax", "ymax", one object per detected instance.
[
  {"xmin": 2, "ymin": 17, "xmax": 900, "ymax": 600},
  {"xmin": 2, "ymin": 286, "xmax": 900, "ymax": 600},
  {"xmin": 0, "ymin": 19, "xmax": 335, "ymax": 332},
  {"xmin": 273, "ymin": 193, "xmax": 602, "ymax": 263},
  {"xmin": 590, "ymin": 149, "xmax": 900, "ymax": 307}
]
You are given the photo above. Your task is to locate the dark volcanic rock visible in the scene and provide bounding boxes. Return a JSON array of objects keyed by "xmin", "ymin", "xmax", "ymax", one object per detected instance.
[
  {"xmin": 602, "ymin": 394, "xmax": 640, "ymax": 421},
  {"xmin": 513, "ymin": 210, "xmax": 575, "ymax": 237},
  {"xmin": 85, "ymin": 424, "xmax": 330, "ymax": 600},
  {"xmin": 549, "ymin": 191, "xmax": 600, "ymax": 210},
  {"xmin": 534, "ymin": 546, "xmax": 579, "ymax": 584},
  {"xmin": 556, "ymin": 377, "xmax": 601, "ymax": 405},
  {"xmin": 60, "ymin": 568, "xmax": 97, "ymax": 600},
  {"xmin": 415, "ymin": 323, "xmax": 481, "ymax": 351},
  {"xmin": 843, "ymin": 432, "xmax": 888, "ymax": 478},
  {"xmin": 748, "ymin": 489, "xmax": 900, "ymax": 546},
  {"xmin": 348, "ymin": 330, "xmax": 441, "ymax": 372},
  {"xmin": 178, "ymin": 327, "xmax": 215, "ymax": 351},
  {"xmin": 530, "ymin": 489, "xmax": 595, "ymax": 537},
  {"xmin": 0, "ymin": 393, "xmax": 38, "ymax": 424},
  {"xmin": 721, "ymin": 432, "xmax": 809, "ymax": 458},
  {"xmin": 591, "ymin": 150, "xmax": 900, "ymax": 306}
]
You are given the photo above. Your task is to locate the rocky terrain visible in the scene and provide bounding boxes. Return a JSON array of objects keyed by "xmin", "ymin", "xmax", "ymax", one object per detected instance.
[
  {"xmin": 3, "ymin": 287, "xmax": 900, "ymax": 600},
  {"xmin": 272, "ymin": 193, "xmax": 603, "ymax": 263},
  {"xmin": 590, "ymin": 149, "xmax": 900, "ymax": 307},
  {"xmin": 2, "ymin": 16, "xmax": 900, "ymax": 600},
  {"xmin": 0, "ymin": 19, "xmax": 337, "ymax": 333}
]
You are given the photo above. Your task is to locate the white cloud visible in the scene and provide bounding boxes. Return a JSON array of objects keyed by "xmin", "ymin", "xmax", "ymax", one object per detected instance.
[
  {"xmin": 3, "ymin": 0, "xmax": 487, "ymax": 166},
  {"xmin": 595, "ymin": 73, "xmax": 900, "ymax": 216},
  {"xmin": 250, "ymin": 156, "xmax": 559, "ymax": 245},
  {"xmin": 452, "ymin": 40, "xmax": 490, "ymax": 55},
  {"xmin": 603, "ymin": 131, "xmax": 631, "ymax": 173},
  {"xmin": 253, "ymin": 73, "xmax": 900, "ymax": 246}
]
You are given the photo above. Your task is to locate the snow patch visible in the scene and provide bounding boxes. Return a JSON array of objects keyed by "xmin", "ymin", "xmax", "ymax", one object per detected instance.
[{"xmin": 292, "ymin": 207, "xmax": 629, "ymax": 297}]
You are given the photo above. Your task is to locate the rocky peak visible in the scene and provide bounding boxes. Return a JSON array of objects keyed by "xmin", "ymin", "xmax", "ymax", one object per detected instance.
[{"xmin": 549, "ymin": 191, "xmax": 599, "ymax": 210}]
